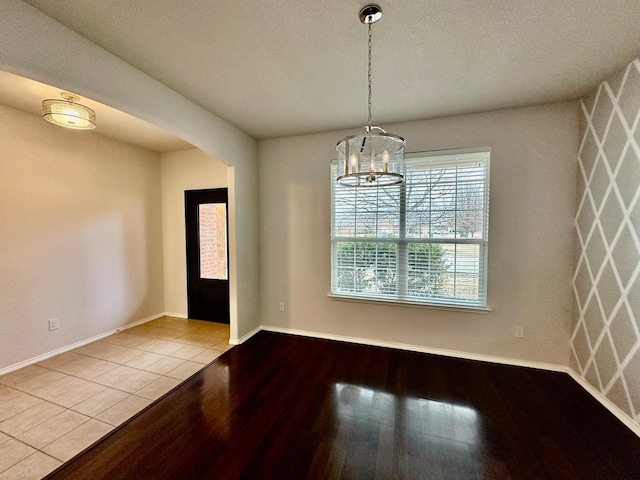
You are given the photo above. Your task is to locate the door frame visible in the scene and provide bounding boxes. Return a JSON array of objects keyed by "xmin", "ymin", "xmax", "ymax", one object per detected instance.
[{"xmin": 185, "ymin": 188, "xmax": 230, "ymax": 323}]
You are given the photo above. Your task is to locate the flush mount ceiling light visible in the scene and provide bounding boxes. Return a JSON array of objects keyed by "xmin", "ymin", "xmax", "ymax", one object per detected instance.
[
  {"xmin": 42, "ymin": 92, "xmax": 96, "ymax": 130},
  {"xmin": 336, "ymin": 4, "xmax": 405, "ymax": 188}
]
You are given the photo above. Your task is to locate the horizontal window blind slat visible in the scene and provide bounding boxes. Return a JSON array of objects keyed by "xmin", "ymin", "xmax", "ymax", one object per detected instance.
[{"xmin": 331, "ymin": 149, "xmax": 489, "ymax": 307}]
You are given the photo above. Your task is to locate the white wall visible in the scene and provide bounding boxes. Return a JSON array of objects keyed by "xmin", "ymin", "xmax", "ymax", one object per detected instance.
[
  {"xmin": 160, "ymin": 149, "xmax": 228, "ymax": 316},
  {"xmin": 0, "ymin": 104, "xmax": 164, "ymax": 369},
  {"xmin": 0, "ymin": 0, "xmax": 260, "ymax": 341},
  {"xmin": 259, "ymin": 102, "xmax": 579, "ymax": 365}
]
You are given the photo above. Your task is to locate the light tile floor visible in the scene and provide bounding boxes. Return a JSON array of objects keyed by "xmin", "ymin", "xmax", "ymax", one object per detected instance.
[{"xmin": 0, "ymin": 316, "xmax": 231, "ymax": 479}]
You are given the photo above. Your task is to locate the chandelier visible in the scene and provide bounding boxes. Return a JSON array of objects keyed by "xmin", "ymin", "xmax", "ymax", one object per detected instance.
[
  {"xmin": 336, "ymin": 5, "xmax": 405, "ymax": 188},
  {"xmin": 42, "ymin": 93, "xmax": 96, "ymax": 130}
]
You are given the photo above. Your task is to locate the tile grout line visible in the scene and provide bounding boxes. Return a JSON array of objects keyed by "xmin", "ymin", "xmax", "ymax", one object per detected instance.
[{"xmin": 0, "ymin": 318, "xmax": 230, "ymax": 477}]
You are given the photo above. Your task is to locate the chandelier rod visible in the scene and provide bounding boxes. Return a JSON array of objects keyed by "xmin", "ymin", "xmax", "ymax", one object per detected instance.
[
  {"xmin": 335, "ymin": 4, "xmax": 405, "ymax": 188},
  {"xmin": 367, "ymin": 15, "xmax": 373, "ymax": 131}
]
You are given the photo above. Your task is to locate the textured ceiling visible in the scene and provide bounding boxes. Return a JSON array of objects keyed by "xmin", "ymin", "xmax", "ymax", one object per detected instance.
[{"xmin": 19, "ymin": 0, "xmax": 640, "ymax": 140}]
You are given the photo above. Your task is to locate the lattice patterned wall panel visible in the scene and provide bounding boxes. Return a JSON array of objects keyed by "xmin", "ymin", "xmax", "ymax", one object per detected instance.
[{"xmin": 571, "ymin": 58, "xmax": 640, "ymax": 425}]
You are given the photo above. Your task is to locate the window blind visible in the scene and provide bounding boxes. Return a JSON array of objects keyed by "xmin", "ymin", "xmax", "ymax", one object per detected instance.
[{"xmin": 331, "ymin": 149, "xmax": 490, "ymax": 307}]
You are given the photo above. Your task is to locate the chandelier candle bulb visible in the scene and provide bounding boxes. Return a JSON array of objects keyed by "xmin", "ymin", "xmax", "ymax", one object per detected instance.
[{"xmin": 350, "ymin": 153, "xmax": 358, "ymax": 173}]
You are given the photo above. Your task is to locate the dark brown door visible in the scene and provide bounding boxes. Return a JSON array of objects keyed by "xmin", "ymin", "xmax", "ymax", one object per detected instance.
[{"xmin": 185, "ymin": 188, "xmax": 229, "ymax": 323}]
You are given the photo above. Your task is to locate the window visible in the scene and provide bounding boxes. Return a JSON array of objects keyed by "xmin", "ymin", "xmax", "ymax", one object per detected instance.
[{"xmin": 331, "ymin": 148, "xmax": 490, "ymax": 308}]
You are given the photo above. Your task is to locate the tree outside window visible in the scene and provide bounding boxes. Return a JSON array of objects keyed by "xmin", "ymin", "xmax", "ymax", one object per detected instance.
[{"xmin": 331, "ymin": 149, "xmax": 490, "ymax": 308}]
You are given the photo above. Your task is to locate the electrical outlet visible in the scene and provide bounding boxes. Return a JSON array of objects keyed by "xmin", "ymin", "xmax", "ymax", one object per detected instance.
[
  {"xmin": 514, "ymin": 325, "xmax": 524, "ymax": 338},
  {"xmin": 279, "ymin": 302, "xmax": 285, "ymax": 312},
  {"xmin": 48, "ymin": 318, "xmax": 59, "ymax": 331}
]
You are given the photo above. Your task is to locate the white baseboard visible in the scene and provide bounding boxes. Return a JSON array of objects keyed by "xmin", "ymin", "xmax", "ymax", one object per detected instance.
[
  {"xmin": 162, "ymin": 312, "xmax": 188, "ymax": 319},
  {"xmin": 566, "ymin": 368, "xmax": 640, "ymax": 437},
  {"xmin": 0, "ymin": 330, "xmax": 118, "ymax": 377},
  {"xmin": 260, "ymin": 325, "xmax": 640, "ymax": 438},
  {"xmin": 229, "ymin": 326, "xmax": 261, "ymax": 345},
  {"xmin": 115, "ymin": 312, "xmax": 167, "ymax": 332},
  {"xmin": 5, "ymin": 317, "xmax": 637, "ymax": 439},
  {"xmin": 261, "ymin": 326, "xmax": 566, "ymax": 372},
  {"xmin": 0, "ymin": 312, "xmax": 166, "ymax": 376}
]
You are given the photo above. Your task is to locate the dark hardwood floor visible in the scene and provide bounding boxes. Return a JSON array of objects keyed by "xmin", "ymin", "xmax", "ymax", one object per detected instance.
[{"xmin": 46, "ymin": 331, "xmax": 640, "ymax": 479}]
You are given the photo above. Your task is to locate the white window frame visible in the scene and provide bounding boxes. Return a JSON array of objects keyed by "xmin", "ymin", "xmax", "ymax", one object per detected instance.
[{"xmin": 330, "ymin": 147, "xmax": 490, "ymax": 310}]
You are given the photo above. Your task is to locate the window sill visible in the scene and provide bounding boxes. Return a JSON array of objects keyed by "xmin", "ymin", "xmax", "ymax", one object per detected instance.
[{"xmin": 327, "ymin": 294, "xmax": 491, "ymax": 314}]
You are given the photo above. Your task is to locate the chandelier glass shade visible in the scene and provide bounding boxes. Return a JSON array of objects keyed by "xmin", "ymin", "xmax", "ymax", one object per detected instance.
[
  {"xmin": 336, "ymin": 126, "xmax": 405, "ymax": 187},
  {"xmin": 42, "ymin": 94, "xmax": 96, "ymax": 130},
  {"xmin": 336, "ymin": 5, "xmax": 405, "ymax": 188}
]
